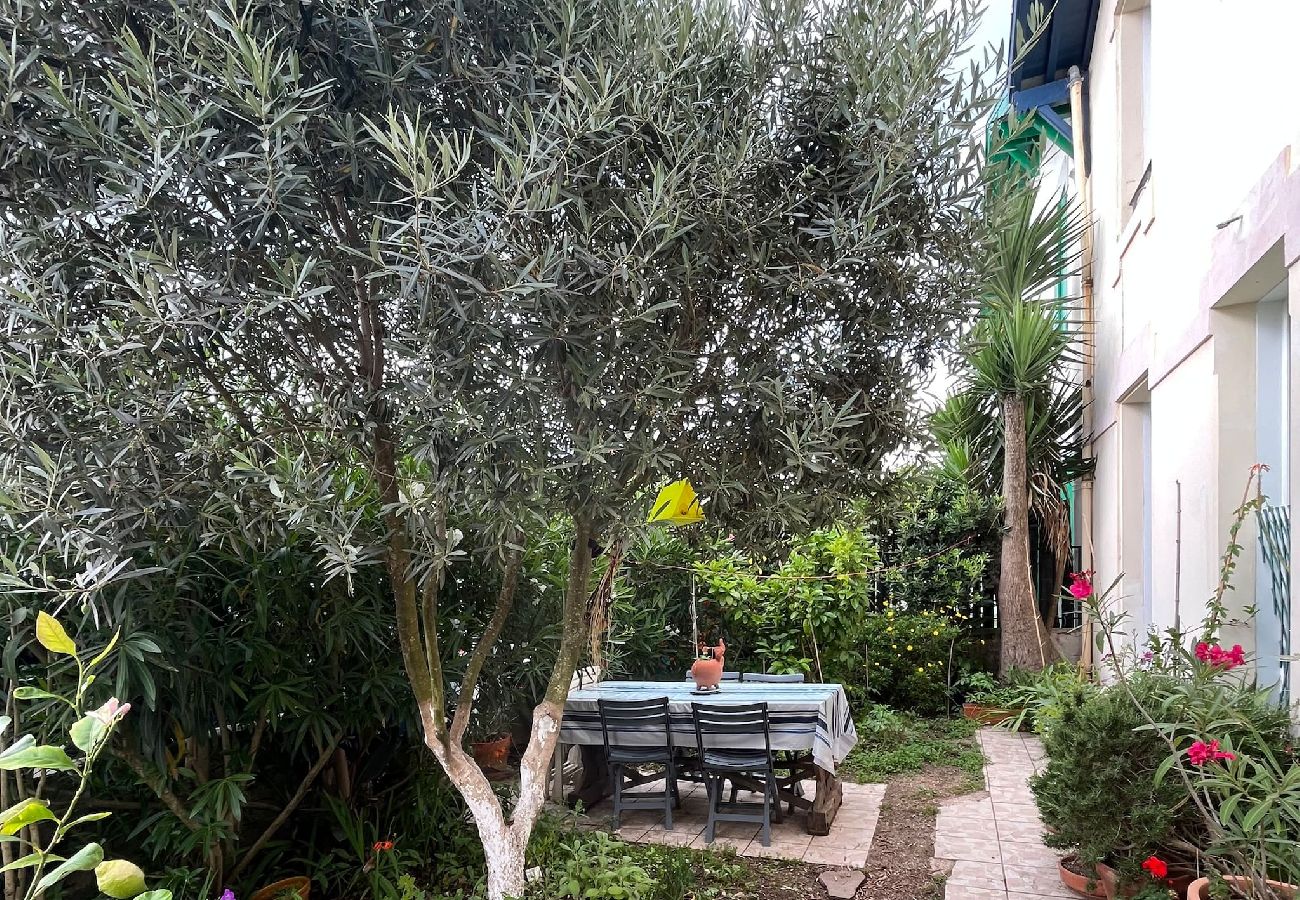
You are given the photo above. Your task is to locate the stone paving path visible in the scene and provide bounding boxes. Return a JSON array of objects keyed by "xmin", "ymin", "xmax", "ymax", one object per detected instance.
[
  {"xmin": 934, "ymin": 728, "xmax": 1070, "ymax": 900},
  {"xmin": 597, "ymin": 776, "xmax": 886, "ymax": 866}
]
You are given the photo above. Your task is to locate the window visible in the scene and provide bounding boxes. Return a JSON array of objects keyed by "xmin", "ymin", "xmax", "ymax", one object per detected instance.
[
  {"xmin": 1116, "ymin": 0, "xmax": 1152, "ymax": 221},
  {"xmin": 1119, "ymin": 381, "xmax": 1152, "ymax": 635}
]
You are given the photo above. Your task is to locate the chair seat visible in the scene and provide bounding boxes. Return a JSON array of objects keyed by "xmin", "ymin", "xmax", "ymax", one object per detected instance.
[
  {"xmin": 608, "ymin": 746, "xmax": 675, "ymax": 765},
  {"xmin": 702, "ymin": 748, "xmax": 770, "ymax": 770}
]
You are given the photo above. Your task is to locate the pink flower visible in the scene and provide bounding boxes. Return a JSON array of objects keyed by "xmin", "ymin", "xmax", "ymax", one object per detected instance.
[
  {"xmin": 1187, "ymin": 739, "xmax": 1235, "ymax": 766},
  {"xmin": 89, "ymin": 698, "xmax": 131, "ymax": 725},
  {"xmin": 1067, "ymin": 571, "xmax": 1093, "ymax": 599},
  {"xmin": 1194, "ymin": 642, "xmax": 1245, "ymax": 670}
]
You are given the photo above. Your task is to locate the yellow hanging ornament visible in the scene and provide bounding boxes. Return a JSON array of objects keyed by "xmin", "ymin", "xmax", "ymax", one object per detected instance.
[{"xmin": 647, "ymin": 479, "xmax": 704, "ymax": 526}]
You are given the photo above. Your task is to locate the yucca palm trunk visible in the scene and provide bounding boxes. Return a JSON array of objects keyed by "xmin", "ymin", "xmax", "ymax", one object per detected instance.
[{"xmin": 997, "ymin": 395, "xmax": 1059, "ymax": 674}]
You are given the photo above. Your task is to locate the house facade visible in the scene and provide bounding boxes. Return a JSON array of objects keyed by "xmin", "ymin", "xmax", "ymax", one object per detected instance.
[{"xmin": 1007, "ymin": 0, "xmax": 1300, "ymax": 703}]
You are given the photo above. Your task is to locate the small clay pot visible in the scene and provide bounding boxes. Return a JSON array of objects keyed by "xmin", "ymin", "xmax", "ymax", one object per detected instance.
[
  {"xmin": 691, "ymin": 639, "xmax": 727, "ymax": 689},
  {"xmin": 1187, "ymin": 876, "xmax": 1298, "ymax": 899},
  {"xmin": 471, "ymin": 733, "xmax": 511, "ymax": 770},
  {"xmin": 1058, "ymin": 854, "xmax": 1106, "ymax": 898},
  {"xmin": 250, "ymin": 877, "xmax": 310, "ymax": 900}
]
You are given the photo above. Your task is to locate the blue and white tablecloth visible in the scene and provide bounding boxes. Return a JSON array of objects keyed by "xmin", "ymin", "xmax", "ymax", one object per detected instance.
[{"xmin": 559, "ymin": 681, "xmax": 858, "ymax": 774}]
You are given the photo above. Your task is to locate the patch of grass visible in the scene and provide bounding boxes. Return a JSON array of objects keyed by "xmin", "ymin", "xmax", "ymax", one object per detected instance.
[{"xmin": 840, "ymin": 704, "xmax": 985, "ymax": 788}]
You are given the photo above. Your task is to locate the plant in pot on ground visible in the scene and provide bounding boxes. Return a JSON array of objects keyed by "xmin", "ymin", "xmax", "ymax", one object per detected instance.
[{"xmin": 1079, "ymin": 467, "xmax": 1299, "ymax": 899}]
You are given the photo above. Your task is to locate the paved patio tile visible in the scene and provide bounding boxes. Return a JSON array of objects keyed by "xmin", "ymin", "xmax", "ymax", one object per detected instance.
[
  {"xmin": 638, "ymin": 828, "xmax": 700, "ymax": 847},
  {"xmin": 802, "ymin": 845, "xmax": 867, "ymax": 867},
  {"xmin": 945, "ymin": 889, "xmax": 1008, "ymax": 900},
  {"xmin": 1003, "ymin": 863, "xmax": 1076, "ymax": 897},
  {"xmin": 602, "ymin": 769, "xmax": 884, "ymax": 868},
  {"xmin": 998, "ymin": 841, "xmax": 1063, "ymax": 869},
  {"xmin": 742, "ymin": 836, "xmax": 812, "ymax": 860},
  {"xmin": 937, "ymin": 730, "xmax": 1070, "ymax": 900},
  {"xmin": 948, "ymin": 860, "xmax": 1006, "ymax": 891},
  {"xmin": 934, "ymin": 833, "xmax": 1002, "ymax": 863},
  {"xmin": 995, "ymin": 818, "xmax": 1046, "ymax": 843}
]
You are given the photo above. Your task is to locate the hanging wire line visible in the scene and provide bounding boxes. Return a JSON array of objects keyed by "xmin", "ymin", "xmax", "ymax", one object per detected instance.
[{"xmin": 619, "ymin": 534, "xmax": 980, "ymax": 582}]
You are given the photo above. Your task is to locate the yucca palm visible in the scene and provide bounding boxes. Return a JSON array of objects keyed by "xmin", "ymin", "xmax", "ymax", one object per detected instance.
[{"xmin": 939, "ymin": 176, "xmax": 1089, "ymax": 675}]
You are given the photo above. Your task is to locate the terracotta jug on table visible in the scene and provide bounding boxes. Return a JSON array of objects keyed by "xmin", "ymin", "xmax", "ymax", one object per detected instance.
[{"xmin": 691, "ymin": 639, "xmax": 726, "ymax": 690}]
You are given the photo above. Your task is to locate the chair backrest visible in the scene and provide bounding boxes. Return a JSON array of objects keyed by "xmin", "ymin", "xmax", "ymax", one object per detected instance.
[
  {"xmin": 598, "ymin": 696, "xmax": 673, "ymax": 751},
  {"xmin": 742, "ymin": 672, "xmax": 805, "ymax": 683},
  {"xmin": 690, "ymin": 701, "xmax": 772, "ymax": 758},
  {"xmin": 682, "ymin": 671, "xmax": 742, "ymax": 681}
]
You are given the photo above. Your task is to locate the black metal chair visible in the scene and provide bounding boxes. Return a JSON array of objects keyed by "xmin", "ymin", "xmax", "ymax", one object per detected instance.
[
  {"xmin": 597, "ymin": 697, "xmax": 679, "ymax": 831},
  {"xmin": 730, "ymin": 674, "xmax": 808, "ymax": 811},
  {"xmin": 691, "ymin": 702, "xmax": 780, "ymax": 847}
]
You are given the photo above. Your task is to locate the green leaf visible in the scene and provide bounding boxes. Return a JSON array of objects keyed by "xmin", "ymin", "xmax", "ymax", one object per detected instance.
[
  {"xmin": 0, "ymin": 799, "xmax": 55, "ymax": 835},
  {"xmin": 0, "ymin": 717, "xmax": 10, "ymax": 735},
  {"xmin": 59, "ymin": 811, "xmax": 112, "ymax": 832},
  {"xmin": 0, "ymin": 852, "xmax": 62, "ymax": 872},
  {"xmin": 0, "ymin": 745, "xmax": 76, "ymax": 771},
  {"xmin": 70, "ymin": 715, "xmax": 107, "ymax": 753},
  {"xmin": 32, "ymin": 841, "xmax": 102, "ymax": 895},
  {"xmin": 136, "ymin": 892, "xmax": 174, "ymax": 900},
  {"xmin": 87, "ymin": 630, "xmax": 122, "ymax": 671},
  {"xmin": 35, "ymin": 612, "xmax": 76, "ymax": 656},
  {"xmin": 12, "ymin": 687, "xmax": 68, "ymax": 705}
]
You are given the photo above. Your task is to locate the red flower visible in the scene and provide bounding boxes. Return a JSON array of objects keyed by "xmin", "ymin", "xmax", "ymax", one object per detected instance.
[
  {"xmin": 1141, "ymin": 856, "xmax": 1168, "ymax": 879},
  {"xmin": 373, "ymin": 840, "xmax": 394, "ymax": 852},
  {"xmin": 1187, "ymin": 739, "xmax": 1235, "ymax": 766},
  {"xmin": 1194, "ymin": 642, "xmax": 1245, "ymax": 670},
  {"xmin": 1067, "ymin": 571, "xmax": 1093, "ymax": 599}
]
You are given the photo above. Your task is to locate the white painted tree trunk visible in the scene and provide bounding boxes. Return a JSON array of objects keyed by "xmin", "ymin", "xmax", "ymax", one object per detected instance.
[{"xmin": 429, "ymin": 701, "xmax": 563, "ymax": 900}]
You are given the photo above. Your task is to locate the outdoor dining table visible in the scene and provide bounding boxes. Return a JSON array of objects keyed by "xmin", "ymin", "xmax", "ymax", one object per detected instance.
[{"xmin": 557, "ymin": 680, "xmax": 859, "ymax": 835}]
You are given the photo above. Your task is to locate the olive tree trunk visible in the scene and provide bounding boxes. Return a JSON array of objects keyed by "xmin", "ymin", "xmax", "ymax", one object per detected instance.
[{"xmin": 997, "ymin": 395, "xmax": 1059, "ymax": 675}]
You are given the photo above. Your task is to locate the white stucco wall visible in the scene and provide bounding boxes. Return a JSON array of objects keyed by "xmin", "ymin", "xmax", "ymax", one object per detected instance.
[{"xmin": 1081, "ymin": 0, "xmax": 1300, "ymax": 700}]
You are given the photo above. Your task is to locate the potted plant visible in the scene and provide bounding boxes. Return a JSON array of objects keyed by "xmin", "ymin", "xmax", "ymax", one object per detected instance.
[
  {"xmin": 1057, "ymin": 853, "xmax": 1106, "ymax": 898},
  {"xmin": 958, "ymin": 671, "xmax": 1018, "ymax": 724},
  {"xmin": 1078, "ymin": 473, "xmax": 1299, "ymax": 900},
  {"xmin": 469, "ymin": 694, "xmax": 512, "ymax": 771},
  {"xmin": 249, "ymin": 878, "xmax": 311, "ymax": 900}
]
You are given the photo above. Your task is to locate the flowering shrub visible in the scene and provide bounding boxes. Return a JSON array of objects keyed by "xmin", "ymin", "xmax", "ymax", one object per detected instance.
[
  {"xmin": 1079, "ymin": 467, "xmax": 1300, "ymax": 895},
  {"xmin": 860, "ymin": 612, "xmax": 961, "ymax": 712}
]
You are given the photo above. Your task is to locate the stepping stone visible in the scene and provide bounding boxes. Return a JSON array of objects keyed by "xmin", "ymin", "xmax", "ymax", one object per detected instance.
[{"xmin": 819, "ymin": 868, "xmax": 865, "ymax": 899}]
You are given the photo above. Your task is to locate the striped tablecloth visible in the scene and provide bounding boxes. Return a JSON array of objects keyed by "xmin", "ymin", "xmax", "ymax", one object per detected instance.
[{"xmin": 560, "ymin": 680, "xmax": 858, "ymax": 774}]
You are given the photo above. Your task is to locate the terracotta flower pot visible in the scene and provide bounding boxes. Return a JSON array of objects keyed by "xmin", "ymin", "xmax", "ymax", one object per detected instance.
[
  {"xmin": 471, "ymin": 733, "xmax": 511, "ymax": 770},
  {"xmin": 1187, "ymin": 876, "xmax": 1298, "ymax": 899},
  {"xmin": 1096, "ymin": 861, "xmax": 1195, "ymax": 899},
  {"xmin": 691, "ymin": 639, "xmax": 726, "ymax": 690},
  {"xmin": 962, "ymin": 702, "xmax": 1016, "ymax": 725},
  {"xmin": 1058, "ymin": 854, "xmax": 1106, "ymax": 898},
  {"xmin": 250, "ymin": 877, "xmax": 310, "ymax": 900}
]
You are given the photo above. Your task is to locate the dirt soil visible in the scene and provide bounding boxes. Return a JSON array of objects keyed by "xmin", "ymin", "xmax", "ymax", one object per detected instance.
[
  {"xmin": 725, "ymin": 764, "xmax": 977, "ymax": 900},
  {"xmin": 853, "ymin": 765, "xmax": 972, "ymax": 900}
]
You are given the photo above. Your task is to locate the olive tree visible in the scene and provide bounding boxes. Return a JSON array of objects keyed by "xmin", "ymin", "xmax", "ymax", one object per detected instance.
[{"xmin": 0, "ymin": 0, "xmax": 995, "ymax": 894}]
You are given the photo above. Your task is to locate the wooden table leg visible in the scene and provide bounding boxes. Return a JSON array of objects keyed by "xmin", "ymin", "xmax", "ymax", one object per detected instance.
[
  {"xmin": 807, "ymin": 766, "xmax": 843, "ymax": 836},
  {"xmin": 566, "ymin": 744, "xmax": 611, "ymax": 810}
]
